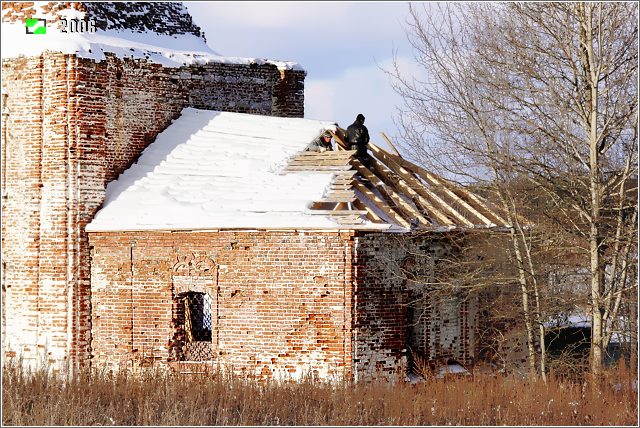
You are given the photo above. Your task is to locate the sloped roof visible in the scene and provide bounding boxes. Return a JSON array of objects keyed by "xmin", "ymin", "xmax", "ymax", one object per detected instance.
[
  {"xmin": 87, "ymin": 108, "xmax": 511, "ymax": 233},
  {"xmin": 87, "ymin": 108, "xmax": 383, "ymax": 232},
  {"xmin": 287, "ymin": 128, "xmax": 511, "ymax": 231}
]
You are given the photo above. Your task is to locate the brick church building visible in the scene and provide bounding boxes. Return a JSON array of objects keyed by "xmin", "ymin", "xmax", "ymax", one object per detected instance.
[{"xmin": 2, "ymin": 2, "xmax": 508, "ymax": 381}]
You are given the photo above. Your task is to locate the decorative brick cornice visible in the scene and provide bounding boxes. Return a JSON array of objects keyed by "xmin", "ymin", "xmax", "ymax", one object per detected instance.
[{"xmin": 172, "ymin": 253, "xmax": 216, "ymax": 275}]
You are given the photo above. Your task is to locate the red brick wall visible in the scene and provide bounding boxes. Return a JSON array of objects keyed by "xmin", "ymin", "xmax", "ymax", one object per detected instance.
[
  {"xmin": 352, "ymin": 233, "xmax": 478, "ymax": 380},
  {"xmin": 88, "ymin": 231, "xmax": 354, "ymax": 381},
  {"xmin": 1, "ymin": 52, "xmax": 305, "ymax": 370},
  {"xmin": 87, "ymin": 230, "xmax": 478, "ymax": 381},
  {"xmin": 2, "ymin": 53, "xmax": 78, "ymax": 369}
]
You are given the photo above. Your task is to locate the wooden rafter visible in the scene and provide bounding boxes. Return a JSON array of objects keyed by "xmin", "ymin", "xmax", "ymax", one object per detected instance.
[
  {"xmin": 369, "ymin": 142, "xmax": 506, "ymax": 226},
  {"xmin": 368, "ymin": 149, "xmax": 473, "ymax": 227},
  {"xmin": 380, "ymin": 132, "xmax": 402, "ymax": 156},
  {"xmin": 308, "ymin": 209, "xmax": 368, "ymax": 216},
  {"xmin": 352, "ymin": 180, "xmax": 411, "ymax": 228},
  {"xmin": 351, "ymin": 159, "xmax": 429, "ymax": 227},
  {"xmin": 367, "ymin": 157, "xmax": 457, "ymax": 227},
  {"xmin": 284, "ymin": 129, "xmax": 513, "ymax": 230},
  {"xmin": 329, "ymin": 129, "xmax": 349, "ymax": 150},
  {"xmin": 353, "ymin": 198, "xmax": 382, "ymax": 223}
]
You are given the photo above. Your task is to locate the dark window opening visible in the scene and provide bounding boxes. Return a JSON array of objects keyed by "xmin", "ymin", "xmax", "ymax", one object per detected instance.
[
  {"xmin": 406, "ymin": 289, "xmax": 431, "ymax": 374},
  {"xmin": 176, "ymin": 291, "xmax": 214, "ymax": 361}
]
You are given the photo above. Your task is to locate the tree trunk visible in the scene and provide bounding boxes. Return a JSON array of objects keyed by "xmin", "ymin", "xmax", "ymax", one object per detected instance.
[
  {"xmin": 579, "ymin": 2, "xmax": 605, "ymax": 376},
  {"xmin": 509, "ymin": 220, "xmax": 537, "ymax": 377}
]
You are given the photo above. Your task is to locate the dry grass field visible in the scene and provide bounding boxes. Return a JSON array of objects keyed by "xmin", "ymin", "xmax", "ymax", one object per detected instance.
[{"xmin": 2, "ymin": 361, "xmax": 637, "ymax": 426}]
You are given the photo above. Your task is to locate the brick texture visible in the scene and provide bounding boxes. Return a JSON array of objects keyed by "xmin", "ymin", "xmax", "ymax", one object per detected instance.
[
  {"xmin": 87, "ymin": 231, "xmax": 478, "ymax": 381},
  {"xmin": 352, "ymin": 233, "xmax": 478, "ymax": 381},
  {"xmin": 89, "ymin": 231, "xmax": 354, "ymax": 381},
  {"xmin": 1, "ymin": 49, "xmax": 305, "ymax": 370}
]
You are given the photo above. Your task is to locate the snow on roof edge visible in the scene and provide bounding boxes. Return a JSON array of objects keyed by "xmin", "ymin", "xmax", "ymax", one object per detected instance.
[{"xmin": 1, "ymin": 18, "xmax": 304, "ymax": 71}]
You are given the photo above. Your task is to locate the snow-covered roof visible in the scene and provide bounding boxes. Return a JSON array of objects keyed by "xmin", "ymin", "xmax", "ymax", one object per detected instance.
[
  {"xmin": 86, "ymin": 108, "xmax": 389, "ymax": 232},
  {"xmin": 87, "ymin": 107, "xmax": 512, "ymax": 233},
  {"xmin": 1, "ymin": 4, "xmax": 301, "ymax": 70}
]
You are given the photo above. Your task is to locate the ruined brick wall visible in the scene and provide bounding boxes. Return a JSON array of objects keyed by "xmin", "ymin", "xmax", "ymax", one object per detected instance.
[
  {"xmin": 88, "ymin": 231, "xmax": 354, "ymax": 381},
  {"xmin": 1, "ymin": 52, "xmax": 82, "ymax": 370},
  {"xmin": 272, "ymin": 69, "xmax": 306, "ymax": 118},
  {"xmin": 1, "ymin": 50, "xmax": 306, "ymax": 369},
  {"xmin": 352, "ymin": 233, "xmax": 478, "ymax": 381},
  {"xmin": 2, "ymin": 2, "xmax": 204, "ymax": 38},
  {"xmin": 180, "ymin": 63, "xmax": 305, "ymax": 118}
]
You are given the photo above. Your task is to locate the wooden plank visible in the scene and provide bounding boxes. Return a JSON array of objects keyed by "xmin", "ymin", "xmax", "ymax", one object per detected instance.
[
  {"xmin": 288, "ymin": 162, "xmax": 351, "ymax": 168},
  {"xmin": 367, "ymin": 157, "xmax": 456, "ymax": 227},
  {"xmin": 369, "ymin": 142, "xmax": 502, "ymax": 226},
  {"xmin": 334, "ymin": 214, "xmax": 366, "ymax": 222},
  {"xmin": 297, "ymin": 151, "xmax": 355, "ymax": 159},
  {"xmin": 290, "ymin": 158, "xmax": 352, "ymax": 163},
  {"xmin": 292, "ymin": 158, "xmax": 353, "ymax": 164},
  {"xmin": 285, "ymin": 165, "xmax": 353, "ymax": 172},
  {"xmin": 335, "ymin": 220, "xmax": 366, "ymax": 225},
  {"xmin": 352, "ymin": 180, "xmax": 411, "ymax": 229},
  {"xmin": 380, "ymin": 132, "xmax": 402, "ymax": 156},
  {"xmin": 325, "ymin": 190, "xmax": 355, "ymax": 195},
  {"xmin": 369, "ymin": 156, "xmax": 469, "ymax": 227},
  {"xmin": 307, "ymin": 209, "xmax": 368, "ymax": 215},
  {"xmin": 317, "ymin": 197, "xmax": 356, "ymax": 203},
  {"xmin": 293, "ymin": 155, "xmax": 353, "ymax": 161},
  {"xmin": 351, "ymin": 159, "xmax": 431, "ymax": 227},
  {"xmin": 353, "ymin": 199, "xmax": 383, "ymax": 223},
  {"xmin": 293, "ymin": 159, "xmax": 347, "ymax": 164}
]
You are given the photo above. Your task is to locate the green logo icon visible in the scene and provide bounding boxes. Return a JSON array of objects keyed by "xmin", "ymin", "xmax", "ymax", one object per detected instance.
[{"xmin": 25, "ymin": 18, "xmax": 47, "ymax": 34}]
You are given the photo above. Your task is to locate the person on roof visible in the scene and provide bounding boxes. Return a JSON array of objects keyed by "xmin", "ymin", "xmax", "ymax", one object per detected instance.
[
  {"xmin": 345, "ymin": 113, "xmax": 370, "ymax": 166},
  {"xmin": 308, "ymin": 130, "xmax": 334, "ymax": 152}
]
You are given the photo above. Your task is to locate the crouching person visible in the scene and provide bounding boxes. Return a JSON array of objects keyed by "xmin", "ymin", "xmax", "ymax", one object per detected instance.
[{"xmin": 308, "ymin": 130, "xmax": 334, "ymax": 152}]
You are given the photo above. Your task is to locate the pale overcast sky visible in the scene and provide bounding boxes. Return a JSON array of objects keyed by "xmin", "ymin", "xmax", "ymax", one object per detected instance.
[{"xmin": 184, "ymin": 1, "xmax": 416, "ymax": 148}]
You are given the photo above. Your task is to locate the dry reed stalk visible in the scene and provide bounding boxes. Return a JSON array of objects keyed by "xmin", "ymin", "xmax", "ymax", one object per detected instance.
[{"xmin": 2, "ymin": 360, "xmax": 637, "ymax": 426}]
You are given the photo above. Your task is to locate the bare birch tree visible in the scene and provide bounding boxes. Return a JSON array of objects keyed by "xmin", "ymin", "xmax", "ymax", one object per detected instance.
[{"xmin": 389, "ymin": 2, "xmax": 638, "ymax": 377}]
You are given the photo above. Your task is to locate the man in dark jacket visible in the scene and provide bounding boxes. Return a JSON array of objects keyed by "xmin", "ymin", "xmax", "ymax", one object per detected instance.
[
  {"xmin": 308, "ymin": 130, "xmax": 334, "ymax": 152},
  {"xmin": 345, "ymin": 113, "xmax": 370, "ymax": 165}
]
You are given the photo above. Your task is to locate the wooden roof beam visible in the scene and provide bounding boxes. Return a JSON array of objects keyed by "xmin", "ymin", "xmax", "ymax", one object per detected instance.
[
  {"xmin": 353, "ymin": 198, "xmax": 383, "ymax": 223},
  {"xmin": 367, "ymin": 157, "xmax": 459, "ymax": 227},
  {"xmin": 352, "ymin": 180, "xmax": 411, "ymax": 229},
  {"xmin": 351, "ymin": 159, "xmax": 431, "ymax": 227},
  {"xmin": 329, "ymin": 129, "xmax": 349, "ymax": 151},
  {"xmin": 369, "ymin": 142, "xmax": 504, "ymax": 226}
]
